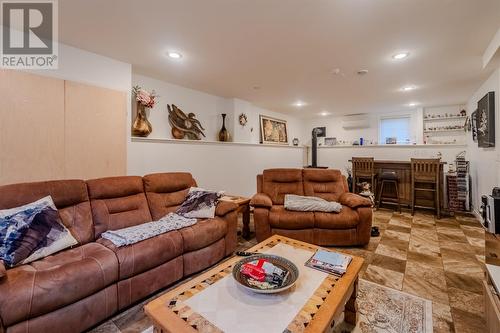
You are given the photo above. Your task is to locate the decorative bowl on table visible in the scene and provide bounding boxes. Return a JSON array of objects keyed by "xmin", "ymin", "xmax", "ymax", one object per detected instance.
[{"xmin": 232, "ymin": 254, "xmax": 299, "ymax": 294}]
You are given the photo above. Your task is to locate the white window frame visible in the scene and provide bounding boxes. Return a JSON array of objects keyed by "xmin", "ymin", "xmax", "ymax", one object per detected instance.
[{"xmin": 378, "ymin": 115, "xmax": 412, "ymax": 145}]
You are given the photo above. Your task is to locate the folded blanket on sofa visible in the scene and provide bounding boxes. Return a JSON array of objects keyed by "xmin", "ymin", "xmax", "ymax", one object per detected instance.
[
  {"xmin": 284, "ymin": 194, "xmax": 342, "ymax": 213},
  {"xmin": 101, "ymin": 213, "xmax": 197, "ymax": 247}
]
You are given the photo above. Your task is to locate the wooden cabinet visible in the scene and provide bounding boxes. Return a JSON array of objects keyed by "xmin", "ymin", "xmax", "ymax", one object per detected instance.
[{"xmin": 0, "ymin": 69, "xmax": 126, "ymax": 184}]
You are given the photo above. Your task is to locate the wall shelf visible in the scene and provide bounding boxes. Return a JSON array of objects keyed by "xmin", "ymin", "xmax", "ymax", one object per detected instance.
[
  {"xmin": 424, "ymin": 116, "xmax": 466, "ymax": 122},
  {"xmin": 423, "ymin": 129, "xmax": 465, "ymax": 134},
  {"xmin": 318, "ymin": 144, "xmax": 467, "ymax": 148},
  {"xmin": 130, "ymin": 136, "xmax": 306, "ymax": 149}
]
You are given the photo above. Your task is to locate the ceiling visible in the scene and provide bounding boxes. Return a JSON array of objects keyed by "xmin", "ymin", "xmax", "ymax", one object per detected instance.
[{"xmin": 59, "ymin": 0, "xmax": 500, "ymax": 117}]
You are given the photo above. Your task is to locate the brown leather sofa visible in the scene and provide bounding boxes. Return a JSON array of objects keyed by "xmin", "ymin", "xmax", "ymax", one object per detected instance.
[
  {"xmin": 0, "ymin": 173, "xmax": 238, "ymax": 333},
  {"xmin": 251, "ymin": 168, "xmax": 372, "ymax": 246}
]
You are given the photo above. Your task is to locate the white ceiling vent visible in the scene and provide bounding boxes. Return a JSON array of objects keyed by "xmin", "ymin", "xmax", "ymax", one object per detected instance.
[{"xmin": 341, "ymin": 118, "xmax": 370, "ymax": 129}]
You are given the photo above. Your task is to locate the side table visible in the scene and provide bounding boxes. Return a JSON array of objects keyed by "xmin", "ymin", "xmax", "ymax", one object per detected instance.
[{"xmin": 220, "ymin": 195, "xmax": 251, "ymax": 240}]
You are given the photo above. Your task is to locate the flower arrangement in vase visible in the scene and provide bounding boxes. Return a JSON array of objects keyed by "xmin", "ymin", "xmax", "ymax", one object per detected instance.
[{"xmin": 132, "ymin": 85, "xmax": 158, "ymax": 137}]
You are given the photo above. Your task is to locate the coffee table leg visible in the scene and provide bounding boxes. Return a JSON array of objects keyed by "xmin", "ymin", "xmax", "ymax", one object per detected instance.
[
  {"xmin": 344, "ymin": 278, "xmax": 358, "ymax": 325},
  {"xmin": 242, "ymin": 204, "xmax": 251, "ymax": 240}
]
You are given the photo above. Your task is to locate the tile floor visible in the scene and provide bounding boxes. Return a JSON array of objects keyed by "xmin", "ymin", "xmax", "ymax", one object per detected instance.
[{"xmin": 89, "ymin": 209, "xmax": 486, "ymax": 333}]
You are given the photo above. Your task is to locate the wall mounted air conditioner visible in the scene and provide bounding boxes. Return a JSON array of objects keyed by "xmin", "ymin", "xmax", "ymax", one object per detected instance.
[{"xmin": 341, "ymin": 118, "xmax": 370, "ymax": 129}]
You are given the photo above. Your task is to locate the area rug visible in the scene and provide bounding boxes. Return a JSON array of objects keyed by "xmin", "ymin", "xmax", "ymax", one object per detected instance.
[{"xmin": 334, "ymin": 279, "xmax": 433, "ymax": 333}]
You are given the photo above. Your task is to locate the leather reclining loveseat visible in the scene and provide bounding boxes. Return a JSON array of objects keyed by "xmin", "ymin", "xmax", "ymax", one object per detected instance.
[
  {"xmin": 251, "ymin": 168, "xmax": 372, "ymax": 246},
  {"xmin": 0, "ymin": 173, "xmax": 238, "ymax": 333}
]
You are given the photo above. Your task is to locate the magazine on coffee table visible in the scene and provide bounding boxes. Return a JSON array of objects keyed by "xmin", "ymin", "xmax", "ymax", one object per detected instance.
[{"xmin": 305, "ymin": 249, "xmax": 352, "ymax": 276}]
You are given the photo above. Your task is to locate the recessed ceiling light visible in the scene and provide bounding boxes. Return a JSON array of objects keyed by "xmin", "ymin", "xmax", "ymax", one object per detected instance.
[
  {"xmin": 167, "ymin": 52, "xmax": 182, "ymax": 59},
  {"xmin": 408, "ymin": 102, "xmax": 418, "ymax": 107},
  {"xmin": 319, "ymin": 111, "xmax": 331, "ymax": 116},
  {"xmin": 357, "ymin": 69, "xmax": 369, "ymax": 75},
  {"xmin": 293, "ymin": 101, "xmax": 306, "ymax": 107},
  {"xmin": 401, "ymin": 85, "xmax": 417, "ymax": 92},
  {"xmin": 393, "ymin": 52, "xmax": 409, "ymax": 60}
]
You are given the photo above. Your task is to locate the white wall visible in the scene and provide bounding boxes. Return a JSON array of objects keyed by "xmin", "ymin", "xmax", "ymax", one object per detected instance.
[
  {"xmin": 129, "ymin": 74, "xmax": 306, "ymax": 196},
  {"xmin": 466, "ymin": 68, "xmax": 500, "ymax": 212},
  {"xmin": 305, "ymin": 109, "xmax": 424, "ymax": 146}
]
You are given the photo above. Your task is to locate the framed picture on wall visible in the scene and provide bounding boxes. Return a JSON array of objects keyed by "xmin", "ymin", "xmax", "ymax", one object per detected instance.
[
  {"xmin": 324, "ymin": 137, "xmax": 337, "ymax": 146},
  {"xmin": 259, "ymin": 115, "xmax": 288, "ymax": 144},
  {"xmin": 476, "ymin": 91, "xmax": 495, "ymax": 148},
  {"xmin": 471, "ymin": 110, "xmax": 478, "ymax": 142}
]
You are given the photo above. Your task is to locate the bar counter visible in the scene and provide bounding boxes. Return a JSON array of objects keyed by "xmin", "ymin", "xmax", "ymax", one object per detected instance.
[{"xmin": 359, "ymin": 160, "xmax": 446, "ymax": 209}]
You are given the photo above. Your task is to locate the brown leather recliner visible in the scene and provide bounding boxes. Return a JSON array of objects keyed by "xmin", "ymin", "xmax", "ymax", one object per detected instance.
[
  {"xmin": 0, "ymin": 173, "xmax": 238, "ymax": 333},
  {"xmin": 251, "ymin": 168, "xmax": 372, "ymax": 246}
]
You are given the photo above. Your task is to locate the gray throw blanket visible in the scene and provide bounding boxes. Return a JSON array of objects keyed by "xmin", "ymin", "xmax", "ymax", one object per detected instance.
[
  {"xmin": 284, "ymin": 194, "xmax": 342, "ymax": 213},
  {"xmin": 101, "ymin": 213, "xmax": 197, "ymax": 247}
]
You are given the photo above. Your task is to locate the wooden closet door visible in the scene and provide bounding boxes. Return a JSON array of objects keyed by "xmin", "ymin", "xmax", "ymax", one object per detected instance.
[
  {"xmin": 64, "ymin": 81, "xmax": 126, "ymax": 179},
  {"xmin": 0, "ymin": 69, "xmax": 65, "ymax": 185}
]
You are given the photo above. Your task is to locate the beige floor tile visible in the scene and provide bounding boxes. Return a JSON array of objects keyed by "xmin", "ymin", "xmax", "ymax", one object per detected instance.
[
  {"xmin": 363, "ymin": 264, "xmax": 405, "ymax": 290},
  {"xmin": 382, "ymin": 229, "xmax": 411, "ymax": 242},
  {"xmin": 407, "ymin": 250, "xmax": 443, "ymax": 268},
  {"xmin": 370, "ymin": 253, "xmax": 406, "ymax": 273},
  {"xmin": 467, "ymin": 237, "xmax": 485, "ymax": 248},
  {"xmin": 447, "ymin": 287, "xmax": 484, "ymax": 316},
  {"xmin": 451, "ymin": 307, "xmax": 486, "ymax": 333},
  {"xmin": 432, "ymin": 302, "xmax": 455, "ymax": 333},
  {"xmin": 439, "ymin": 240, "xmax": 475, "ymax": 254},
  {"xmin": 441, "ymin": 248, "xmax": 484, "ymax": 277},
  {"xmin": 403, "ymin": 261, "xmax": 449, "ymax": 305},
  {"xmin": 375, "ymin": 243, "xmax": 407, "ymax": 261},
  {"xmin": 444, "ymin": 271, "xmax": 483, "ymax": 294}
]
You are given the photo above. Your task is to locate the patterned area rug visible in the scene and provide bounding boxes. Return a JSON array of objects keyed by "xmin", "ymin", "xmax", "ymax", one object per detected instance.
[{"xmin": 334, "ymin": 279, "xmax": 433, "ymax": 333}]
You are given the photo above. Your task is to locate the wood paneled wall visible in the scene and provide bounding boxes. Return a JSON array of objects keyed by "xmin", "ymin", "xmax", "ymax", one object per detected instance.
[{"xmin": 0, "ymin": 69, "xmax": 126, "ymax": 185}]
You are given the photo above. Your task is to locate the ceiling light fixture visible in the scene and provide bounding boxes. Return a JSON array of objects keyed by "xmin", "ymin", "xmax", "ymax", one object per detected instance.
[
  {"xmin": 392, "ymin": 52, "xmax": 409, "ymax": 60},
  {"xmin": 167, "ymin": 51, "xmax": 182, "ymax": 59},
  {"xmin": 320, "ymin": 111, "xmax": 331, "ymax": 116},
  {"xmin": 401, "ymin": 85, "xmax": 417, "ymax": 92},
  {"xmin": 408, "ymin": 102, "xmax": 418, "ymax": 107},
  {"xmin": 293, "ymin": 101, "xmax": 306, "ymax": 107}
]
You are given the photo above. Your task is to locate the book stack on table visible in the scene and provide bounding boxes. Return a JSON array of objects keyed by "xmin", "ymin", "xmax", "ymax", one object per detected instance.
[{"xmin": 305, "ymin": 249, "xmax": 352, "ymax": 277}]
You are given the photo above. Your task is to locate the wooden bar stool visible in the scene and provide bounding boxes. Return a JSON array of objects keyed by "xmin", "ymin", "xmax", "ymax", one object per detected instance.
[
  {"xmin": 411, "ymin": 158, "xmax": 441, "ymax": 219},
  {"xmin": 352, "ymin": 157, "xmax": 377, "ymax": 196},
  {"xmin": 376, "ymin": 171, "xmax": 401, "ymax": 213}
]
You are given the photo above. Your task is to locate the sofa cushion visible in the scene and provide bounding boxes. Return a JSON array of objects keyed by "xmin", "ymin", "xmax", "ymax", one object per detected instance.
[
  {"xmin": 262, "ymin": 169, "xmax": 304, "ymax": 205},
  {"xmin": 179, "ymin": 217, "xmax": 227, "ymax": 252},
  {"xmin": 143, "ymin": 173, "xmax": 197, "ymax": 220},
  {"xmin": 97, "ymin": 230, "xmax": 183, "ymax": 280},
  {"xmin": 0, "ymin": 180, "xmax": 94, "ymax": 245},
  {"xmin": 87, "ymin": 176, "xmax": 152, "ymax": 238},
  {"xmin": 314, "ymin": 206, "xmax": 359, "ymax": 229},
  {"xmin": 268, "ymin": 205, "xmax": 315, "ymax": 229},
  {"xmin": 0, "ymin": 242, "xmax": 118, "ymax": 327},
  {"xmin": 303, "ymin": 169, "xmax": 346, "ymax": 202}
]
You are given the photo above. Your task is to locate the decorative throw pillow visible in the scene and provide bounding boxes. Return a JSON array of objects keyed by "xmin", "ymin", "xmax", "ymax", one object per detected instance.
[
  {"xmin": 0, "ymin": 196, "xmax": 77, "ymax": 267},
  {"xmin": 176, "ymin": 187, "xmax": 224, "ymax": 219}
]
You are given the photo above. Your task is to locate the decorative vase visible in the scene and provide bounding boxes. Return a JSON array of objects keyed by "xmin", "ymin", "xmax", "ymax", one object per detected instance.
[
  {"xmin": 132, "ymin": 103, "xmax": 152, "ymax": 137},
  {"xmin": 218, "ymin": 113, "xmax": 229, "ymax": 141}
]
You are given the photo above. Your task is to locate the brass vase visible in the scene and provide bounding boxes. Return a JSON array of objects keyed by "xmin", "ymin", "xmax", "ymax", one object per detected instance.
[{"xmin": 132, "ymin": 103, "xmax": 152, "ymax": 137}]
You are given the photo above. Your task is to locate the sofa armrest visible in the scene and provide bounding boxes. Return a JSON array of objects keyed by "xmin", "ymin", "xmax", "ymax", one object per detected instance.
[
  {"xmin": 250, "ymin": 193, "xmax": 273, "ymax": 209},
  {"xmin": 216, "ymin": 200, "xmax": 239, "ymax": 217},
  {"xmin": 339, "ymin": 192, "xmax": 372, "ymax": 208},
  {"xmin": 0, "ymin": 260, "xmax": 5, "ymax": 280}
]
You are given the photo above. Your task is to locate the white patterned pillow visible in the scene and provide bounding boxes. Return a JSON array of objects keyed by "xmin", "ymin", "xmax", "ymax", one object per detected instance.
[
  {"xmin": 176, "ymin": 187, "xmax": 224, "ymax": 219},
  {"xmin": 0, "ymin": 196, "xmax": 78, "ymax": 267}
]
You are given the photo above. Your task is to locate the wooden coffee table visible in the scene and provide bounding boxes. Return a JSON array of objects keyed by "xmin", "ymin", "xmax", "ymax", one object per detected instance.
[{"xmin": 144, "ymin": 235, "xmax": 363, "ymax": 333}]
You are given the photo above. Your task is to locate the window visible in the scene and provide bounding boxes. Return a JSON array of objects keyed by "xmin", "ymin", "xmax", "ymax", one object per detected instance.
[{"xmin": 379, "ymin": 116, "xmax": 411, "ymax": 144}]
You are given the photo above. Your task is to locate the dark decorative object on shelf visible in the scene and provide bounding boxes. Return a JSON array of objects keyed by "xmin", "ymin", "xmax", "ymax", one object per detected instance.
[
  {"xmin": 460, "ymin": 109, "xmax": 466, "ymax": 117},
  {"xmin": 471, "ymin": 110, "xmax": 478, "ymax": 142},
  {"xmin": 476, "ymin": 91, "xmax": 495, "ymax": 148},
  {"xmin": 292, "ymin": 138, "xmax": 299, "ymax": 146},
  {"xmin": 167, "ymin": 104, "xmax": 206, "ymax": 140},
  {"xmin": 218, "ymin": 113, "xmax": 230, "ymax": 142}
]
